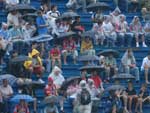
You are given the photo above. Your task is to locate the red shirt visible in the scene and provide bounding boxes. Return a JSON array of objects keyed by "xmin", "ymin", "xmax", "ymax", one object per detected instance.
[
  {"xmin": 63, "ymin": 39, "xmax": 76, "ymax": 50},
  {"xmin": 44, "ymin": 84, "xmax": 57, "ymax": 96},
  {"xmin": 14, "ymin": 105, "xmax": 29, "ymax": 113},
  {"xmin": 50, "ymin": 48, "xmax": 61, "ymax": 57},
  {"xmin": 91, "ymin": 75, "xmax": 102, "ymax": 88}
]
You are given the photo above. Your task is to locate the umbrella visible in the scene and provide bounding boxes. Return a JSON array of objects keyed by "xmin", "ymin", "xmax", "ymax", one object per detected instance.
[
  {"xmin": 11, "ymin": 55, "xmax": 31, "ymax": 63},
  {"xmin": 11, "ymin": 94, "xmax": 34, "ymax": 103},
  {"xmin": 43, "ymin": 95, "xmax": 58, "ymax": 104},
  {"xmin": 57, "ymin": 31, "xmax": 77, "ymax": 39},
  {"xmin": 97, "ymin": 49, "xmax": 119, "ymax": 57},
  {"xmin": 28, "ymin": 34, "xmax": 53, "ymax": 42},
  {"xmin": 59, "ymin": 11, "xmax": 80, "ymax": 19},
  {"xmin": 78, "ymin": 55, "xmax": 99, "ymax": 62},
  {"xmin": 79, "ymin": 65, "xmax": 104, "ymax": 72},
  {"xmin": 60, "ymin": 76, "xmax": 81, "ymax": 91},
  {"xmin": 112, "ymin": 73, "xmax": 135, "ymax": 80},
  {"xmin": 7, "ymin": 4, "xmax": 36, "ymax": 13},
  {"xmin": 22, "ymin": 13, "xmax": 37, "ymax": 21},
  {"xmin": 86, "ymin": 2, "xmax": 110, "ymax": 12},
  {"xmin": 0, "ymin": 74, "xmax": 18, "ymax": 86},
  {"xmin": 81, "ymin": 30, "xmax": 93, "ymax": 38},
  {"xmin": 105, "ymin": 85, "xmax": 125, "ymax": 92}
]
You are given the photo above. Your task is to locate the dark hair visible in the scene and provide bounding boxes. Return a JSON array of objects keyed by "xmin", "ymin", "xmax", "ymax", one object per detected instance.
[{"xmin": 51, "ymin": 5, "xmax": 56, "ymax": 10}]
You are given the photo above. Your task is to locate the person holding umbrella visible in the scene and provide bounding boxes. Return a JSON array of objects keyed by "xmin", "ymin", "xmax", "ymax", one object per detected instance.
[{"xmin": 13, "ymin": 99, "xmax": 30, "ymax": 113}]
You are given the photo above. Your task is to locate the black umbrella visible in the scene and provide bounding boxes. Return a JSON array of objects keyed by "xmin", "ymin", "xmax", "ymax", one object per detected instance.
[
  {"xmin": 97, "ymin": 49, "xmax": 119, "ymax": 58},
  {"xmin": 59, "ymin": 11, "xmax": 80, "ymax": 19},
  {"xmin": 22, "ymin": 13, "xmax": 37, "ymax": 21},
  {"xmin": 60, "ymin": 76, "xmax": 81, "ymax": 91},
  {"xmin": 8, "ymin": 4, "xmax": 36, "ymax": 13},
  {"xmin": 112, "ymin": 73, "xmax": 135, "ymax": 80},
  {"xmin": 86, "ymin": 2, "xmax": 110, "ymax": 12},
  {"xmin": 57, "ymin": 31, "xmax": 77, "ymax": 39},
  {"xmin": 105, "ymin": 85, "xmax": 125, "ymax": 92},
  {"xmin": 78, "ymin": 55, "xmax": 99, "ymax": 62},
  {"xmin": 79, "ymin": 65, "xmax": 104, "ymax": 72},
  {"xmin": 28, "ymin": 34, "xmax": 53, "ymax": 42},
  {"xmin": 11, "ymin": 55, "xmax": 31, "ymax": 63},
  {"xmin": 0, "ymin": 74, "xmax": 18, "ymax": 86}
]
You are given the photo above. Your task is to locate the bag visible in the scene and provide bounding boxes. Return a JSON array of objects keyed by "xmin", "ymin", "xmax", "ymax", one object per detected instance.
[{"xmin": 80, "ymin": 89, "xmax": 91, "ymax": 105}]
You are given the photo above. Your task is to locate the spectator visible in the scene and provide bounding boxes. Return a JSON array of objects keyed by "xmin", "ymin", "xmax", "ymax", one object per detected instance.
[
  {"xmin": 130, "ymin": 16, "xmax": 147, "ymax": 47},
  {"xmin": 92, "ymin": 20, "xmax": 105, "ymax": 46},
  {"xmin": 71, "ymin": 16, "xmax": 84, "ymax": 34},
  {"xmin": 47, "ymin": 5, "xmax": 60, "ymax": 19},
  {"xmin": 13, "ymin": 99, "xmax": 30, "ymax": 113},
  {"xmin": 67, "ymin": 79, "xmax": 79, "ymax": 96},
  {"xmin": 128, "ymin": 0, "xmax": 139, "ymax": 12},
  {"xmin": 0, "ymin": 38, "xmax": 6, "ymax": 64},
  {"xmin": 105, "ymin": 54, "xmax": 118, "ymax": 81},
  {"xmin": 144, "ymin": 21, "xmax": 150, "ymax": 43},
  {"xmin": 91, "ymin": 10, "xmax": 104, "ymax": 23},
  {"xmin": 45, "ymin": 77, "xmax": 57, "ymax": 96},
  {"xmin": 0, "ymin": 22, "xmax": 9, "ymax": 40},
  {"xmin": 0, "ymin": 91, "xmax": 3, "ymax": 113},
  {"xmin": 36, "ymin": 10, "xmax": 48, "ymax": 35},
  {"xmin": 141, "ymin": 51, "xmax": 150, "ymax": 84},
  {"xmin": 7, "ymin": 10, "xmax": 21, "ymax": 27},
  {"xmin": 48, "ymin": 66, "xmax": 65, "ymax": 112},
  {"xmin": 0, "ymin": 79, "xmax": 13, "ymax": 113},
  {"xmin": 135, "ymin": 83, "xmax": 150, "ymax": 113},
  {"xmin": 30, "ymin": 49, "xmax": 45, "ymax": 83},
  {"xmin": 80, "ymin": 36, "xmax": 95, "ymax": 55},
  {"xmin": 66, "ymin": 0, "xmax": 79, "ymax": 10},
  {"xmin": 5, "ymin": 0, "xmax": 19, "ymax": 6},
  {"xmin": 125, "ymin": 81, "xmax": 138, "ymax": 113},
  {"xmin": 74, "ymin": 80, "xmax": 92, "ymax": 113},
  {"xmin": 121, "ymin": 48, "xmax": 140, "ymax": 82},
  {"xmin": 62, "ymin": 37, "xmax": 78, "ymax": 65},
  {"xmin": 49, "ymin": 45, "xmax": 61, "ymax": 68},
  {"xmin": 103, "ymin": 16, "xmax": 117, "ymax": 47}
]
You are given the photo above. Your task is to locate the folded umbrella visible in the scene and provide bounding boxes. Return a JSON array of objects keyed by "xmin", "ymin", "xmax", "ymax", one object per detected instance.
[
  {"xmin": 97, "ymin": 49, "xmax": 119, "ymax": 58},
  {"xmin": 22, "ymin": 13, "xmax": 37, "ymax": 21},
  {"xmin": 105, "ymin": 85, "xmax": 125, "ymax": 92},
  {"xmin": 57, "ymin": 31, "xmax": 77, "ymax": 39},
  {"xmin": 11, "ymin": 55, "xmax": 31, "ymax": 63},
  {"xmin": 0, "ymin": 74, "xmax": 18, "ymax": 86},
  {"xmin": 10, "ymin": 94, "xmax": 34, "ymax": 103},
  {"xmin": 79, "ymin": 65, "xmax": 104, "ymax": 72},
  {"xmin": 112, "ymin": 73, "xmax": 135, "ymax": 80},
  {"xmin": 86, "ymin": 2, "xmax": 110, "ymax": 12},
  {"xmin": 43, "ymin": 95, "xmax": 58, "ymax": 104},
  {"xmin": 59, "ymin": 11, "xmax": 80, "ymax": 19}
]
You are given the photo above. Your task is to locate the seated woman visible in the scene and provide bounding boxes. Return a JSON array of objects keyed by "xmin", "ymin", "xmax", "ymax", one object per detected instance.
[
  {"xmin": 30, "ymin": 49, "xmax": 45, "ymax": 83},
  {"xmin": 130, "ymin": 16, "xmax": 147, "ymax": 47},
  {"xmin": 13, "ymin": 99, "xmax": 29, "ymax": 113},
  {"xmin": 121, "ymin": 48, "xmax": 139, "ymax": 82},
  {"xmin": 135, "ymin": 84, "xmax": 150, "ymax": 113},
  {"xmin": 80, "ymin": 36, "xmax": 95, "ymax": 55}
]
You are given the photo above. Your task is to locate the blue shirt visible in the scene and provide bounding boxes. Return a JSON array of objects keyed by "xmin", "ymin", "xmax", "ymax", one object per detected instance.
[
  {"xmin": 0, "ymin": 29, "xmax": 9, "ymax": 40},
  {"xmin": 36, "ymin": 16, "xmax": 48, "ymax": 35}
]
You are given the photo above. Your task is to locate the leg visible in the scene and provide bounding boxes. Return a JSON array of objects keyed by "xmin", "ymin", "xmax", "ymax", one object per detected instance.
[
  {"xmin": 63, "ymin": 50, "xmax": 68, "ymax": 65},
  {"xmin": 72, "ymin": 50, "xmax": 78, "ymax": 64},
  {"xmin": 131, "ymin": 67, "xmax": 140, "ymax": 82},
  {"xmin": 124, "ymin": 66, "xmax": 130, "ymax": 74},
  {"xmin": 128, "ymin": 96, "xmax": 133, "ymax": 112},
  {"xmin": 135, "ymin": 34, "xmax": 139, "ymax": 47},
  {"xmin": 144, "ymin": 69, "xmax": 149, "ymax": 84},
  {"xmin": 105, "ymin": 66, "xmax": 110, "ymax": 80},
  {"xmin": 141, "ymin": 34, "xmax": 147, "ymax": 47},
  {"xmin": 51, "ymin": 59, "xmax": 56, "ymax": 68}
]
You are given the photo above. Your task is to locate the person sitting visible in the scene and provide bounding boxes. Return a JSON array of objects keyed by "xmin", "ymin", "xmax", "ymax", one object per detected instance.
[
  {"xmin": 144, "ymin": 21, "xmax": 150, "ymax": 45},
  {"xmin": 66, "ymin": 0, "xmax": 79, "ymax": 10},
  {"xmin": 135, "ymin": 83, "xmax": 150, "ymax": 113},
  {"xmin": 105, "ymin": 54, "xmax": 118, "ymax": 81},
  {"xmin": 92, "ymin": 20, "xmax": 105, "ymax": 46},
  {"xmin": 121, "ymin": 48, "xmax": 140, "ymax": 82},
  {"xmin": 103, "ymin": 16, "xmax": 117, "ymax": 47},
  {"xmin": 130, "ymin": 16, "xmax": 147, "ymax": 47},
  {"xmin": 30, "ymin": 49, "xmax": 45, "ymax": 83},
  {"xmin": 80, "ymin": 36, "xmax": 95, "ymax": 55},
  {"xmin": 47, "ymin": 5, "xmax": 60, "ymax": 19},
  {"xmin": 0, "ymin": 79, "xmax": 13, "ymax": 113},
  {"xmin": 91, "ymin": 10, "xmax": 104, "ymax": 23},
  {"xmin": 62, "ymin": 37, "xmax": 78, "ymax": 65},
  {"xmin": 141, "ymin": 51, "xmax": 150, "ymax": 84},
  {"xmin": 49, "ymin": 45, "xmax": 61, "ymax": 68},
  {"xmin": 13, "ymin": 99, "xmax": 30, "ymax": 113},
  {"xmin": 128, "ymin": 0, "xmax": 139, "ymax": 13}
]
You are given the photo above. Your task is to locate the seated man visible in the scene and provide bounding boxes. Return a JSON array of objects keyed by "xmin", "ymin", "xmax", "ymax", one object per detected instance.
[
  {"xmin": 121, "ymin": 48, "xmax": 139, "ymax": 82},
  {"xmin": 0, "ymin": 79, "xmax": 13, "ymax": 113},
  {"xmin": 80, "ymin": 36, "xmax": 95, "ymax": 55},
  {"xmin": 62, "ymin": 37, "xmax": 78, "ymax": 65},
  {"xmin": 141, "ymin": 51, "xmax": 150, "ymax": 84},
  {"xmin": 49, "ymin": 45, "xmax": 61, "ymax": 68}
]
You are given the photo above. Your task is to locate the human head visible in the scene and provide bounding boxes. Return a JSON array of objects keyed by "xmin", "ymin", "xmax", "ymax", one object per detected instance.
[
  {"xmin": 48, "ymin": 77, "xmax": 53, "ymax": 85},
  {"xmin": 127, "ymin": 81, "xmax": 133, "ymax": 90},
  {"xmin": 52, "ymin": 66, "xmax": 62, "ymax": 76},
  {"xmin": 31, "ymin": 49, "xmax": 40, "ymax": 58},
  {"xmin": 75, "ymin": 16, "xmax": 80, "ymax": 22},
  {"xmin": 141, "ymin": 83, "xmax": 147, "ymax": 91},
  {"xmin": 120, "ymin": 15, "xmax": 125, "ymax": 22},
  {"xmin": 87, "ymin": 79, "xmax": 94, "ymax": 87},
  {"xmin": 127, "ymin": 48, "xmax": 132, "ymax": 58},
  {"xmin": 37, "ymin": 10, "xmax": 43, "ymax": 16},
  {"xmin": 79, "ymin": 80, "xmax": 87, "ymax": 89},
  {"xmin": 113, "ymin": 7, "xmax": 121, "ymax": 16},
  {"xmin": 2, "ymin": 79, "xmax": 8, "ymax": 87},
  {"xmin": 51, "ymin": 5, "xmax": 57, "ymax": 11},
  {"xmin": 19, "ymin": 99, "xmax": 26, "ymax": 106}
]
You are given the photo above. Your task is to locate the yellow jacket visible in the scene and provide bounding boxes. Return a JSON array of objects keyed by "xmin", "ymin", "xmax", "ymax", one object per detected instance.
[{"xmin": 80, "ymin": 40, "xmax": 93, "ymax": 53}]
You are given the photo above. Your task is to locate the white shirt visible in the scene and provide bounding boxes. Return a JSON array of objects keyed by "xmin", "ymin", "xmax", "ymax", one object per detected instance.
[
  {"xmin": 0, "ymin": 85, "xmax": 13, "ymax": 98},
  {"xmin": 7, "ymin": 12, "xmax": 21, "ymax": 26},
  {"xmin": 141, "ymin": 57, "xmax": 150, "ymax": 71},
  {"xmin": 6, "ymin": 0, "xmax": 19, "ymax": 5},
  {"xmin": 102, "ymin": 22, "xmax": 114, "ymax": 33}
]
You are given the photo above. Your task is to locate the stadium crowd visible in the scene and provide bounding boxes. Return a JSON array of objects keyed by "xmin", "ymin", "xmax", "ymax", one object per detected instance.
[{"xmin": 0, "ymin": 0, "xmax": 149, "ymax": 113}]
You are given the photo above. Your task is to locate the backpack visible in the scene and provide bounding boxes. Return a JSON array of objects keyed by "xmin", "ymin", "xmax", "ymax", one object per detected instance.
[{"xmin": 80, "ymin": 89, "xmax": 91, "ymax": 105}]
